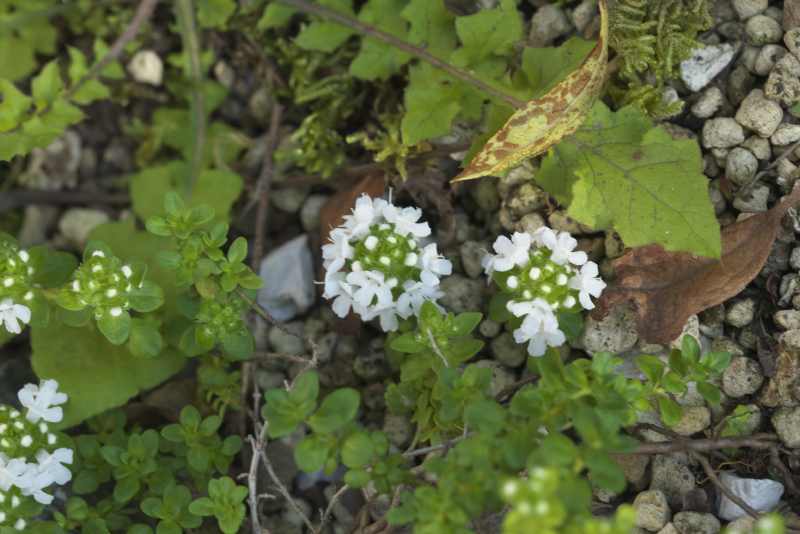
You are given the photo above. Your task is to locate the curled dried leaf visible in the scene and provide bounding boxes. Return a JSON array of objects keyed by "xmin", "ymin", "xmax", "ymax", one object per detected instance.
[{"xmin": 452, "ymin": 0, "xmax": 609, "ymax": 182}]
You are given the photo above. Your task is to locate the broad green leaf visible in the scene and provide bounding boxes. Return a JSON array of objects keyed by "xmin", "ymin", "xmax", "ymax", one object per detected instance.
[
  {"xmin": 0, "ymin": 36, "xmax": 36, "ymax": 81},
  {"xmin": 308, "ymin": 388, "xmax": 360, "ymax": 434},
  {"xmin": 0, "ymin": 80, "xmax": 32, "ymax": 131},
  {"xmin": 401, "ymin": 0, "xmax": 456, "ymax": 58},
  {"xmin": 518, "ymin": 38, "xmax": 597, "ymax": 99},
  {"xmin": 451, "ymin": 0, "xmax": 521, "ymax": 66},
  {"xmin": 196, "ymin": 0, "xmax": 236, "ymax": 28},
  {"xmin": 390, "ymin": 332, "xmax": 425, "ymax": 353},
  {"xmin": 401, "ymin": 63, "xmax": 463, "ymax": 145},
  {"xmin": 31, "ymin": 61, "xmax": 63, "ymax": 105},
  {"xmin": 294, "ymin": 435, "xmax": 329, "ymax": 473},
  {"xmin": 97, "ymin": 310, "xmax": 131, "ymax": 345},
  {"xmin": 636, "ymin": 355, "xmax": 664, "ymax": 383},
  {"xmin": 658, "ymin": 396, "xmax": 683, "ymax": 427},
  {"xmin": 349, "ymin": 0, "xmax": 411, "ymax": 80},
  {"xmin": 67, "ymin": 47, "xmax": 110, "ymax": 105},
  {"xmin": 129, "ymin": 320, "xmax": 164, "ymax": 359},
  {"xmin": 32, "ymin": 220, "xmax": 185, "ymax": 427},
  {"xmin": 341, "ymin": 431, "xmax": 374, "ymax": 468},
  {"xmin": 295, "ymin": 0, "xmax": 355, "ymax": 52},
  {"xmin": 538, "ymin": 102, "xmax": 721, "ymax": 257},
  {"xmin": 452, "ymin": 312, "xmax": 482, "ymax": 336},
  {"xmin": 258, "ymin": 4, "xmax": 295, "ymax": 29},
  {"xmin": 130, "ymin": 161, "xmax": 243, "ymax": 221}
]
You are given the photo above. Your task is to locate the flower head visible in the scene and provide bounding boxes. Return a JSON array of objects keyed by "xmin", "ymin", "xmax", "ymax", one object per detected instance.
[
  {"xmin": 18, "ymin": 380, "xmax": 67, "ymax": 424},
  {"xmin": 0, "ymin": 300, "xmax": 30, "ymax": 336},
  {"xmin": 0, "ymin": 457, "xmax": 30, "ymax": 492},
  {"xmin": 322, "ymin": 194, "xmax": 451, "ymax": 332},
  {"xmin": 483, "ymin": 227, "xmax": 606, "ymax": 357}
]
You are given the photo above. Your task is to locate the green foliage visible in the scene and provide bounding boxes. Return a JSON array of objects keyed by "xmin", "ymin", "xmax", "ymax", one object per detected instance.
[
  {"xmin": 188, "ymin": 477, "xmax": 247, "ymax": 534},
  {"xmin": 0, "ymin": 0, "xmax": 58, "ymax": 81},
  {"xmin": 609, "ymin": 0, "xmax": 712, "ymax": 118},
  {"xmin": 538, "ymin": 102, "xmax": 722, "ymax": 258}
]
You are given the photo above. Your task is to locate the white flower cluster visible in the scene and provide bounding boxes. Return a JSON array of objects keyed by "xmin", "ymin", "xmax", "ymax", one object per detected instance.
[
  {"xmin": 483, "ymin": 227, "xmax": 606, "ymax": 357},
  {"xmin": 322, "ymin": 195, "xmax": 452, "ymax": 331},
  {"xmin": 0, "ymin": 380, "xmax": 72, "ymax": 531},
  {"xmin": 0, "ymin": 245, "xmax": 34, "ymax": 336}
]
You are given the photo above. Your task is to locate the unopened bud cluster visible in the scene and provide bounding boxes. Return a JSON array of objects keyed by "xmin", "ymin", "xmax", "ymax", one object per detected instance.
[
  {"xmin": 0, "ymin": 241, "xmax": 34, "ymax": 335},
  {"xmin": 61, "ymin": 250, "xmax": 136, "ymax": 320}
]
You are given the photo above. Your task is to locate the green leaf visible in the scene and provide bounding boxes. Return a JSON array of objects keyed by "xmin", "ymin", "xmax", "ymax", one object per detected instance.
[
  {"xmin": 658, "ymin": 396, "xmax": 683, "ymax": 427},
  {"xmin": 537, "ymin": 434, "xmax": 578, "ymax": 467},
  {"xmin": 557, "ymin": 310, "xmax": 584, "ymax": 342},
  {"xmin": 518, "ymin": 37, "xmax": 597, "ymax": 98},
  {"xmin": 295, "ymin": 0, "xmax": 355, "ymax": 52},
  {"xmin": 97, "ymin": 310, "xmax": 131, "ymax": 345},
  {"xmin": 308, "ymin": 388, "xmax": 360, "ymax": 434},
  {"xmin": 681, "ymin": 335, "xmax": 700, "ymax": 364},
  {"xmin": 401, "ymin": 0, "xmax": 456, "ymax": 58},
  {"xmin": 585, "ymin": 450, "xmax": 626, "ymax": 492},
  {"xmin": 636, "ymin": 355, "xmax": 665, "ymax": 383},
  {"xmin": 662, "ymin": 372, "xmax": 687, "ymax": 395},
  {"xmin": 130, "ymin": 162, "xmax": 243, "ymax": 222},
  {"xmin": 67, "ymin": 47, "xmax": 109, "ymax": 105},
  {"xmin": 0, "ymin": 80, "xmax": 32, "ymax": 131},
  {"xmin": 349, "ymin": 0, "xmax": 411, "ymax": 80},
  {"xmin": 341, "ymin": 431, "xmax": 374, "ymax": 468},
  {"xmin": 344, "ymin": 468, "xmax": 371, "ymax": 488},
  {"xmin": 31, "ymin": 61, "xmax": 63, "ymax": 105},
  {"xmin": 538, "ymin": 102, "xmax": 721, "ymax": 258},
  {"xmin": 294, "ymin": 435, "xmax": 329, "ymax": 473},
  {"xmin": 129, "ymin": 280, "xmax": 164, "ymax": 313},
  {"xmin": 28, "ymin": 246, "xmax": 78, "ymax": 287},
  {"xmin": 129, "ymin": 320, "xmax": 164, "ymax": 358},
  {"xmin": 221, "ymin": 330, "xmax": 254, "ymax": 360},
  {"xmin": 258, "ymin": 4, "xmax": 295, "ymax": 29},
  {"xmin": 32, "ymin": 220, "xmax": 185, "ymax": 427},
  {"xmin": 448, "ymin": 338, "xmax": 484, "ymax": 364},
  {"xmin": 390, "ymin": 332, "xmax": 425, "ymax": 353},
  {"xmin": 452, "ymin": 312, "xmax": 482, "ymax": 336},
  {"xmin": 288, "ymin": 371, "xmax": 320, "ymax": 405},
  {"xmin": 401, "ymin": 63, "xmax": 463, "ymax": 145},
  {"xmin": 0, "ymin": 35, "xmax": 36, "ymax": 82},
  {"xmin": 452, "ymin": 0, "xmax": 522, "ymax": 66},
  {"xmin": 227, "ymin": 237, "xmax": 247, "ymax": 263},
  {"xmin": 697, "ymin": 381, "xmax": 722, "ymax": 405},
  {"xmin": 464, "ymin": 399, "xmax": 506, "ymax": 435},
  {"xmin": 196, "ymin": 0, "xmax": 236, "ymax": 28}
]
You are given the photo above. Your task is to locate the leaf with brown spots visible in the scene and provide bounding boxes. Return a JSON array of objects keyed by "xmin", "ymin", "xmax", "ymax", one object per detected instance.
[
  {"xmin": 596, "ymin": 185, "xmax": 800, "ymax": 344},
  {"xmin": 452, "ymin": 0, "xmax": 608, "ymax": 182}
]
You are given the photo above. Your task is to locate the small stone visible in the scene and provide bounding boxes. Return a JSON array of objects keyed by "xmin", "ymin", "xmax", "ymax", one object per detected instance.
[
  {"xmin": 529, "ymin": 4, "xmax": 572, "ymax": 46},
  {"xmin": 299, "ymin": 194, "xmax": 328, "ymax": 232},
  {"xmin": 735, "ymin": 89, "xmax": 784, "ymax": 137},
  {"xmin": 745, "ymin": 14, "xmax": 783, "ymax": 44},
  {"xmin": 733, "ymin": 183, "xmax": 769, "ymax": 212},
  {"xmin": 127, "ymin": 50, "xmax": 163, "ymax": 86},
  {"xmin": 650, "ymin": 455, "xmax": 696, "ymax": 508},
  {"xmin": 248, "ymin": 86, "xmax": 272, "ymax": 126},
  {"xmin": 765, "ymin": 54, "xmax": 800, "ymax": 106},
  {"xmin": 725, "ymin": 148, "xmax": 758, "ymax": 186},
  {"xmin": 505, "ymin": 183, "xmax": 548, "ymax": 218},
  {"xmin": 670, "ymin": 406, "xmax": 711, "ymax": 436},
  {"xmin": 785, "ymin": 27, "xmax": 800, "ymax": 58},
  {"xmin": 571, "ymin": 0, "xmax": 596, "ymax": 32},
  {"xmin": 691, "ymin": 87, "xmax": 724, "ymax": 118},
  {"xmin": 658, "ymin": 524, "xmax": 680, "ymax": 534},
  {"xmin": 772, "ymin": 123, "xmax": 800, "ymax": 146},
  {"xmin": 733, "ymin": 0, "xmax": 768, "ymax": 20},
  {"xmin": 514, "ymin": 212, "xmax": 546, "ymax": 235},
  {"xmin": 605, "ymin": 231, "xmax": 625, "ymax": 259},
  {"xmin": 272, "ymin": 187, "xmax": 309, "ymax": 214},
  {"xmin": 471, "ymin": 179, "xmax": 500, "ymax": 213},
  {"xmin": 353, "ymin": 341, "xmax": 390, "ymax": 381},
  {"xmin": 702, "ymin": 118, "xmax": 745, "ymax": 148},
  {"xmin": 760, "ymin": 344, "xmax": 800, "ymax": 408},
  {"xmin": 268, "ymin": 322, "xmax": 305, "ymax": 355},
  {"xmin": 717, "ymin": 472, "xmax": 784, "ymax": 520},
  {"xmin": 741, "ymin": 45, "xmax": 761, "ymax": 73},
  {"xmin": 634, "ymin": 490, "xmax": 671, "ymax": 531},
  {"xmin": 681, "ymin": 44, "xmax": 737, "ymax": 92},
  {"xmin": 213, "ymin": 61, "xmax": 235, "ymax": 89},
  {"xmin": 18, "ymin": 205, "xmax": 58, "ymax": 247},
  {"xmin": 548, "ymin": 210, "xmax": 590, "ymax": 235},
  {"xmin": 728, "ymin": 65, "xmax": 757, "ymax": 107},
  {"xmin": 773, "ymin": 406, "xmax": 800, "ymax": 446},
  {"xmin": 24, "ymin": 130, "xmax": 82, "ymax": 190},
  {"xmin": 725, "ymin": 299, "xmax": 756, "ymax": 327},
  {"xmin": 382, "ymin": 414, "xmax": 413, "ymax": 448},
  {"xmin": 581, "ymin": 304, "xmax": 638, "ymax": 354},
  {"xmin": 775, "ymin": 309, "xmax": 800, "ymax": 330},
  {"xmin": 672, "ymin": 512, "xmax": 721, "ymax": 534},
  {"xmin": 440, "ymin": 275, "xmax": 485, "ymax": 314},
  {"xmin": 754, "ymin": 44, "xmax": 788, "ymax": 75},
  {"xmin": 490, "ymin": 332, "xmax": 527, "ymax": 368},
  {"xmin": 58, "ymin": 208, "xmax": 110, "ymax": 249},
  {"xmin": 779, "ymin": 328, "xmax": 800, "ymax": 350},
  {"xmin": 479, "ymin": 319, "xmax": 501, "ymax": 338},
  {"xmin": 726, "ymin": 517, "xmax": 756, "ymax": 534},
  {"xmin": 460, "ymin": 241, "xmax": 487, "ymax": 279},
  {"xmin": 615, "ymin": 454, "xmax": 650, "ymax": 489},
  {"xmin": 473, "ymin": 360, "xmax": 517, "ymax": 397},
  {"xmin": 741, "ymin": 136, "xmax": 771, "ymax": 160},
  {"xmin": 257, "ymin": 235, "xmax": 316, "ymax": 322},
  {"xmin": 722, "ymin": 357, "xmax": 765, "ymax": 397}
]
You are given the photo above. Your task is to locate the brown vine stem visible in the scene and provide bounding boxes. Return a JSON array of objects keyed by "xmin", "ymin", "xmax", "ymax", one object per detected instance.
[
  {"xmin": 274, "ymin": 0, "xmax": 525, "ymax": 109},
  {"xmin": 692, "ymin": 451, "xmax": 761, "ymax": 520}
]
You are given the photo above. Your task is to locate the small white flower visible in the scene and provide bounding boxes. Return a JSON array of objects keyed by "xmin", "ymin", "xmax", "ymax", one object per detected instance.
[
  {"xmin": 343, "ymin": 195, "xmax": 386, "ymax": 237},
  {"xmin": 18, "ymin": 379, "xmax": 68, "ymax": 424},
  {"xmin": 35, "ymin": 448, "xmax": 73, "ymax": 486},
  {"xmin": 362, "ymin": 303, "xmax": 400, "ymax": 332},
  {"xmin": 482, "ymin": 233, "xmax": 532, "ymax": 275},
  {"xmin": 396, "ymin": 281, "xmax": 443, "ymax": 319},
  {"xmin": 14, "ymin": 519, "xmax": 25, "ymax": 531},
  {"xmin": 569, "ymin": 261, "xmax": 606, "ymax": 310},
  {"xmin": 347, "ymin": 270, "xmax": 394, "ymax": 311},
  {"xmin": 322, "ymin": 229, "xmax": 354, "ymax": 274},
  {"xmin": 382, "ymin": 204, "xmax": 431, "ymax": 238},
  {"xmin": 507, "ymin": 299, "xmax": 565, "ymax": 357},
  {"xmin": 22, "ymin": 470, "xmax": 54, "ymax": 505},
  {"xmin": 534, "ymin": 228, "xmax": 587, "ymax": 266},
  {"xmin": 0, "ymin": 456, "xmax": 31, "ymax": 492},
  {"xmin": 418, "ymin": 244, "xmax": 452, "ymax": 287},
  {"xmin": 323, "ymin": 273, "xmax": 356, "ymax": 319},
  {"xmin": 0, "ymin": 299, "xmax": 31, "ymax": 335}
]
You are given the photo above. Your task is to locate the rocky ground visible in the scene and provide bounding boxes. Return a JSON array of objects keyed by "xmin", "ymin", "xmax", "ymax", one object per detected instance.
[{"xmin": 7, "ymin": 0, "xmax": 800, "ymax": 533}]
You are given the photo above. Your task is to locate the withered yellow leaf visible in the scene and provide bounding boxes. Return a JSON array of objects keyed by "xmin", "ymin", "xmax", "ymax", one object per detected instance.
[{"xmin": 452, "ymin": 0, "xmax": 609, "ymax": 182}]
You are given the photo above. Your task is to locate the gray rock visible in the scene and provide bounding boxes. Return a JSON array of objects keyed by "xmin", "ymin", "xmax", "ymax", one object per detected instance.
[
  {"xmin": 725, "ymin": 299, "xmax": 756, "ymax": 327},
  {"xmin": 514, "ymin": 212, "xmax": 546, "ymax": 235},
  {"xmin": 58, "ymin": 208, "xmax": 109, "ymax": 249},
  {"xmin": 673, "ymin": 512, "xmax": 721, "ymax": 534},
  {"xmin": 772, "ymin": 123, "xmax": 800, "ymax": 146},
  {"xmin": 268, "ymin": 322, "xmax": 305, "ymax": 355},
  {"xmin": 471, "ymin": 179, "xmax": 500, "ymax": 213},
  {"xmin": 582, "ymin": 304, "xmax": 638, "ymax": 354},
  {"xmin": 17, "ymin": 205, "xmax": 58, "ymax": 247},
  {"xmin": 439, "ymin": 275, "xmax": 485, "ymax": 313},
  {"xmin": 300, "ymin": 194, "xmax": 328, "ymax": 232},
  {"xmin": 479, "ymin": 319, "xmax": 501, "ymax": 338},
  {"xmin": 741, "ymin": 44, "xmax": 761, "ymax": 73},
  {"xmin": 745, "ymin": 14, "xmax": 783, "ymax": 44},
  {"xmin": 272, "ymin": 187, "xmax": 309, "ymax": 214},
  {"xmin": 726, "ymin": 517, "xmax": 756, "ymax": 534},
  {"xmin": 733, "ymin": 0, "xmax": 768, "ymax": 20},
  {"xmin": 785, "ymin": 27, "xmax": 800, "ymax": 58},
  {"xmin": 248, "ymin": 87, "xmax": 272, "ymax": 126},
  {"xmin": 733, "ymin": 183, "xmax": 769, "ymax": 212},
  {"xmin": 23, "ymin": 130, "xmax": 82, "ymax": 190},
  {"xmin": 504, "ymin": 183, "xmax": 548, "ymax": 218},
  {"xmin": 473, "ymin": 360, "xmax": 517, "ymax": 397},
  {"xmin": 702, "ymin": 118, "xmax": 745, "ymax": 148},
  {"xmin": 691, "ymin": 87, "xmax": 724, "ymax": 118},
  {"xmin": 779, "ymin": 328, "xmax": 800, "ymax": 350},
  {"xmin": 616, "ymin": 454, "xmax": 650, "ymax": 489},
  {"xmin": 725, "ymin": 148, "xmax": 758, "ymax": 186},
  {"xmin": 353, "ymin": 340, "xmax": 390, "ymax": 381},
  {"xmin": 460, "ymin": 241, "xmax": 487, "ymax": 279},
  {"xmin": 741, "ymin": 135, "xmax": 771, "ymax": 160},
  {"xmin": 529, "ymin": 4, "xmax": 572, "ymax": 46},
  {"xmin": 490, "ymin": 332, "xmax": 527, "ymax": 368},
  {"xmin": 775, "ymin": 309, "xmax": 800, "ymax": 329},
  {"xmin": 681, "ymin": 44, "xmax": 738, "ymax": 92},
  {"xmin": 127, "ymin": 50, "xmax": 163, "ymax": 85},
  {"xmin": 717, "ymin": 472, "xmax": 784, "ymax": 520},
  {"xmin": 571, "ymin": 0, "xmax": 596, "ymax": 32},
  {"xmin": 383, "ymin": 414, "xmax": 413, "ymax": 448},
  {"xmin": 257, "ymin": 235, "xmax": 316, "ymax": 322},
  {"xmin": 728, "ymin": 65, "xmax": 757, "ymax": 106},
  {"xmin": 772, "ymin": 406, "xmax": 800, "ymax": 446},
  {"xmin": 754, "ymin": 44, "xmax": 788, "ymax": 75},
  {"xmin": 670, "ymin": 406, "xmax": 711, "ymax": 436},
  {"xmin": 735, "ymin": 89, "xmax": 784, "ymax": 137},
  {"xmin": 722, "ymin": 357, "xmax": 765, "ymax": 397},
  {"xmin": 765, "ymin": 54, "xmax": 800, "ymax": 105},
  {"xmin": 634, "ymin": 490, "xmax": 671, "ymax": 531},
  {"xmin": 213, "ymin": 61, "xmax": 235, "ymax": 89},
  {"xmin": 650, "ymin": 455, "xmax": 696, "ymax": 508},
  {"xmin": 658, "ymin": 524, "xmax": 680, "ymax": 534}
]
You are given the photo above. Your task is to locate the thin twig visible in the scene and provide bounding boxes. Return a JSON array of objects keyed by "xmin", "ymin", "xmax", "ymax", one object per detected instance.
[
  {"xmin": 275, "ymin": 0, "xmax": 524, "ymax": 109},
  {"xmin": 625, "ymin": 434, "xmax": 779, "ymax": 455},
  {"xmin": 175, "ymin": 0, "xmax": 206, "ymax": 193},
  {"xmin": 248, "ymin": 435, "xmax": 269, "ymax": 533},
  {"xmin": 252, "ymin": 102, "xmax": 284, "ymax": 267},
  {"xmin": 692, "ymin": 451, "xmax": 761, "ymax": 520},
  {"xmin": 495, "ymin": 375, "xmax": 538, "ymax": 401},
  {"xmin": 403, "ymin": 434, "xmax": 469, "ymax": 459},
  {"xmin": 747, "ymin": 136, "xmax": 800, "ymax": 189},
  {"xmin": 316, "ymin": 484, "xmax": 349, "ymax": 534},
  {"xmin": 257, "ymin": 445, "xmax": 316, "ymax": 532},
  {"xmin": 427, "ymin": 328, "xmax": 449, "ymax": 368}
]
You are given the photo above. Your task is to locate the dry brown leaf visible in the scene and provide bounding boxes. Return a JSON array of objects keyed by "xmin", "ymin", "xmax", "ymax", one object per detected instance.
[
  {"xmin": 596, "ymin": 185, "xmax": 800, "ymax": 345},
  {"xmin": 452, "ymin": 0, "xmax": 609, "ymax": 182}
]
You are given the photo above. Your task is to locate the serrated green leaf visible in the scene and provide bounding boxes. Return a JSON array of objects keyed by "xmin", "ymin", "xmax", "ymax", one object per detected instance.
[
  {"xmin": 518, "ymin": 37, "xmax": 597, "ymax": 99},
  {"xmin": 349, "ymin": 0, "xmax": 411, "ymax": 80},
  {"xmin": 31, "ymin": 61, "xmax": 63, "ymax": 105},
  {"xmin": 451, "ymin": 0, "xmax": 522, "ymax": 66},
  {"xmin": 67, "ymin": 47, "xmax": 110, "ymax": 105},
  {"xmin": 196, "ymin": 0, "xmax": 236, "ymax": 28},
  {"xmin": 295, "ymin": 0, "xmax": 355, "ymax": 52},
  {"xmin": 0, "ymin": 36, "xmax": 36, "ymax": 81},
  {"xmin": 538, "ymin": 102, "xmax": 721, "ymax": 258},
  {"xmin": 308, "ymin": 388, "xmax": 360, "ymax": 434},
  {"xmin": 129, "ymin": 320, "xmax": 164, "ymax": 358},
  {"xmin": 401, "ymin": 0, "xmax": 456, "ymax": 58},
  {"xmin": 401, "ymin": 63, "xmax": 463, "ymax": 145},
  {"xmin": 0, "ymin": 80, "xmax": 32, "ymax": 131},
  {"xmin": 258, "ymin": 4, "xmax": 295, "ymax": 29}
]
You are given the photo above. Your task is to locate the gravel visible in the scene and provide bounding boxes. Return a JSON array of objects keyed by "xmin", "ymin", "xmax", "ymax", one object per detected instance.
[
  {"xmin": 702, "ymin": 118, "xmax": 745, "ymax": 148},
  {"xmin": 633, "ymin": 490, "xmax": 671, "ymax": 532},
  {"xmin": 650, "ymin": 455, "xmax": 696, "ymax": 508},
  {"xmin": 691, "ymin": 86, "xmax": 724, "ymax": 119},
  {"xmin": 672, "ymin": 512, "xmax": 721, "ymax": 534},
  {"xmin": 772, "ymin": 406, "xmax": 800, "ymax": 447},
  {"xmin": 754, "ymin": 44, "xmax": 788, "ymax": 76},
  {"xmin": 732, "ymin": 0, "xmax": 768, "ymax": 20},
  {"xmin": 681, "ymin": 44, "xmax": 738, "ymax": 92},
  {"xmin": 725, "ymin": 299, "xmax": 756, "ymax": 327},
  {"xmin": 735, "ymin": 89, "xmax": 784, "ymax": 137},
  {"xmin": 765, "ymin": 54, "xmax": 800, "ymax": 105},
  {"xmin": 722, "ymin": 357, "xmax": 765, "ymax": 397},
  {"xmin": 745, "ymin": 14, "xmax": 783, "ymax": 45},
  {"xmin": 581, "ymin": 304, "xmax": 639, "ymax": 354},
  {"xmin": 724, "ymin": 148, "xmax": 758, "ymax": 186}
]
